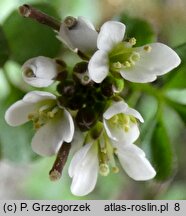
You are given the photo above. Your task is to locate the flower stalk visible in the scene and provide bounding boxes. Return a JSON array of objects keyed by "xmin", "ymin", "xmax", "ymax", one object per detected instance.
[
  {"xmin": 19, "ymin": 4, "xmax": 61, "ymax": 31},
  {"xmin": 49, "ymin": 142, "xmax": 71, "ymax": 181}
]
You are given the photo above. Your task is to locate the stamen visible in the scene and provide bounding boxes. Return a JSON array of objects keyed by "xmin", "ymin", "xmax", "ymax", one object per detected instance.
[
  {"xmin": 123, "ymin": 61, "xmax": 131, "ymax": 68},
  {"xmin": 28, "ymin": 113, "xmax": 35, "ymax": 120},
  {"xmin": 113, "ymin": 62, "xmax": 122, "ymax": 69},
  {"xmin": 47, "ymin": 106, "xmax": 59, "ymax": 118},
  {"xmin": 124, "ymin": 125, "xmax": 130, "ymax": 132},
  {"xmin": 39, "ymin": 105, "xmax": 50, "ymax": 113},
  {"xmin": 99, "ymin": 163, "xmax": 110, "ymax": 176},
  {"xmin": 130, "ymin": 116, "xmax": 137, "ymax": 123},
  {"xmin": 130, "ymin": 52, "xmax": 140, "ymax": 62},
  {"xmin": 123, "ymin": 115, "xmax": 130, "ymax": 125},
  {"xmin": 129, "ymin": 37, "xmax": 136, "ymax": 46},
  {"xmin": 144, "ymin": 45, "xmax": 152, "ymax": 52},
  {"xmin": 112, "ymin": 166, "xmax": 119, "ymax": 173}
]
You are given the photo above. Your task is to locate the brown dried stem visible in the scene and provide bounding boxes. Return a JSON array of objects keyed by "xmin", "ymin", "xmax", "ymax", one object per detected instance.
[
  {"xmin": 19, "ymin": 4, "xmax": 61, "ymax": 31},
  {"xmin": 49, "ymin": 142, "xmax": 71, "ymax": 181}
]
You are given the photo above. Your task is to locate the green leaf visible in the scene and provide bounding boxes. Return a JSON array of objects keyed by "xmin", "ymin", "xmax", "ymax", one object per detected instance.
[
  {"xmin": 119, "ymin": 14, "xmax": 156, "ymax": 46},
  {"xmin": 151, "ymin": 120, "xmax": 174, "ymax": 181},
  {"xmin": 166, "ymin": 99, "xmax": 186, "ymax": 125},
  {"xmin": 3, "ymin": 3, "xmax": 61, "ymax": 64},
  {"xmin": 0, "ymin": 26, "xmax": 10, "ymax": 67},
  {"xmin": 165, "ymin": 89, "xmax": 186, "ymax": 105}
]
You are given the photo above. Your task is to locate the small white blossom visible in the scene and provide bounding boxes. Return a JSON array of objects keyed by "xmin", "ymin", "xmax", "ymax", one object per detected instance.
[
  {"xmin": 58, "ymin": 16, "xmax": 98, "ymax": 55},
  {"xmin": 88, "ymin": 21, "xmax": 181, "ymax": 83},
  {"xmin": 22, "ymin": 56, "xmax": 59, "ymax": 87},
  {"xmin": 5, "ymin": 91, "xmax": 74, "ymax": 156},
  {"xmin": 103, "ymin": 100, "xmax": 144, "ymax": 144},
  {"xmin": 68, "ymin": 102, "xmax": 156, "ymax": 196}
]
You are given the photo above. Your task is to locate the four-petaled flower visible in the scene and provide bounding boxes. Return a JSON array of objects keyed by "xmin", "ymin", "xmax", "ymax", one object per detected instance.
[
  {"xmin": 88, "ymin": 21, "xmax": 181, "ymax": 83},
  {"xmin": 68, "ymin": 102, "xmax": 156, "ymax": 196},
  {"xmin": 5, "ymin": 91, "xmax": 74, "ymax": 156}
]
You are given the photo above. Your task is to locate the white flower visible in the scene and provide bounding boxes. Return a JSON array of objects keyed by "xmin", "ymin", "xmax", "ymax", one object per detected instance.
[
  {"xmin": 88, "ymin": 21, "xmax": 181, "ymax": 83},
  {"xmin": 58, "ymin": 16, "xmax": 98, "ymax": 55},
  {"xmin": 68, "ymin": 101, "xmax": 156, "ymax": 196},
  {"xmin": 5, "ymin": 91, "xmax": 74, "ymax": 156},
  {"xmin": 103, "ymin": 100, "xmax": 144, "ymax": 144},
  {"xmin": 22, "ymin": 56, "xmax": 59, "ymax": 87}
]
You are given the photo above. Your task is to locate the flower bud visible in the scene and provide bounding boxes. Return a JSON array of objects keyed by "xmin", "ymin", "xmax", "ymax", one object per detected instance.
[
  {"xmin": 73, "ymin": 61, "xmax": 88, "ymax": 74},
  {"xmin": 57, "ymin": 80, "xmax": 76, "ymax": 97},
  {"xmin": 100, "ymin": 77, "xmax": 115, "ymax": 97},
  {"xmin": 75, "ymin": 107, "xmax": 97, "ymax": 131},
  {"xmin": 22, "ymin": 56, "xmax": 59, "ymax": 87}
]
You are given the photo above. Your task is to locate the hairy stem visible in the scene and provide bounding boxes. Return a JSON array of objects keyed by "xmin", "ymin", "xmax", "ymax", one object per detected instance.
[
  {"xmin": 19, "ymin": 4, "xmax": 61, "ymax": 31},
  {"xmin": 49, "ymin": 142, "xmax": 71, "ymax": 181}
]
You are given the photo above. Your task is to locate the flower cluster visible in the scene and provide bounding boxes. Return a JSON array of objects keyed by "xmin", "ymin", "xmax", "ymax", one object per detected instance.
[{"xmin": 5, "ymin": 16, "xmax": 181, "ymax": 196}]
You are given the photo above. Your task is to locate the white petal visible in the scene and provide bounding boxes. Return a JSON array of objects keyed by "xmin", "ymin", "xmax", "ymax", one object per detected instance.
[
  {"xmin": 120, "ymin": 66, "xmax": 158, "ymax": 83},
  {"xmin": 125, "ymin": 106, "xmax": 144, "ymax": 123},
  {"xmin": 22, "ymin": 56, "xmax": 58, "ymax": 87},
  {"xmin": 5, "ymin": 100, "xmax": 36, "ymax": 126},
  {"xmin": 31, "ymin": 110, "xmax": 74, "ymax": 156},
  {"xmin": 62, "ymin": 109, "xmax": 75, "ymax": 143},
  {"xmin": 103, "ymin": 101, "xmax": 128, "ymax": 120},
  {"xmin": 69, "ymin": 143, "xmax": 92, "ymax": 178},
  {"xmin": 120, "ymin": 43, "xmax": 181, "ymax": 83},
  {"xmin": 70, "ymin": 129, "xmax": 85, "ymax": 155},
  {"xmin": 70, "ymin": 144, "xmax": 99, "ymax": 196},
  {"xmin": 104, "ymin": 119, "xmax": 140, "ymax": 144},
  {"xmin": 97, "ymin": 21, "xmax": 126, "ymax": 51},
  {"xmin": 23, "ymin": 91, "xmax": 56, "ymax": 103},
  {"xmin": 103, "ymin": 101, "xmax": 143, "ymax": 122},
  {"xmin": 88, "ymin": 50, "xmax": 109, "ymax": 83},
  {"xmin": 118, "ymin": 144, "xmax": 156, "ymax": 180},
  {"xmin": 136, "ymin": 43, "xmax": 181, "ymax": 75},
  {"xmin": 58, "ymin": 17, "xmax": 98, "ymax": 55}
]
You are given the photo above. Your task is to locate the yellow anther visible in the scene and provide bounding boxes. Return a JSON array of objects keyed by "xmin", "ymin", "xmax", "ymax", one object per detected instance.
[
  {"xmin": 112, "ymin": 166, "xmax": 119, "ymax": 173},
  {"xmin": 129, "ymin": 37, "xmax": 136, "ymax": 46},
  {"xmin": 123, "ymin": 61, "xmax": 131, "ymax": 68},
  {"xmin": 130, "ymin": 52, "xmax": 140, "ymax": 62},
  {"xmin": 124, "ymin": 125, "xmax": 130, "ymax": 132},
  {"xmin": 47, "ymin": 107, "xmax": 59, "ymax": 118},
  {"xmin": 101, "ymin": 147, "xmax": 107, "ymax": 154},
  {"xmin": 113, "ymin": 62, "xmax": 122, "ymax": 69},
  {"xmin": 39, "ymin": 105, "xmax": 50, "ymax": 114},
  {"xmin": 130, "ymin": 116, "xmax": 137, "ymax": 124},
  {"xmin": 144, "ymin": 45, "xmax": 152, "ymax": 52},
  {"xmin": 110, "ymin": 115, "xmax": 118, "ymax": 124},
  {"xmin": 28, "ymin": 114, "xmax": 34, "ymax": 120},
  {"xmin": 99, "ymin": 163, "xmax": 110, "ymax": 176},
  {"xmin": 34, "ymin": 122, "xmax": 41, "ymax": 129},
  {"xmin": 123, "ymin": 115, "xmax": 130, "ymax": 125},
  {"xmin": 47, "ymin": 111, "xmax": 54, "ymax": 118}
]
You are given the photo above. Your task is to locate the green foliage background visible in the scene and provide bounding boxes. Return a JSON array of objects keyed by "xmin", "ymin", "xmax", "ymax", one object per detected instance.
[{"xmin": 0, "ymin": 0, "xmax": 186, "ymax": 199}]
